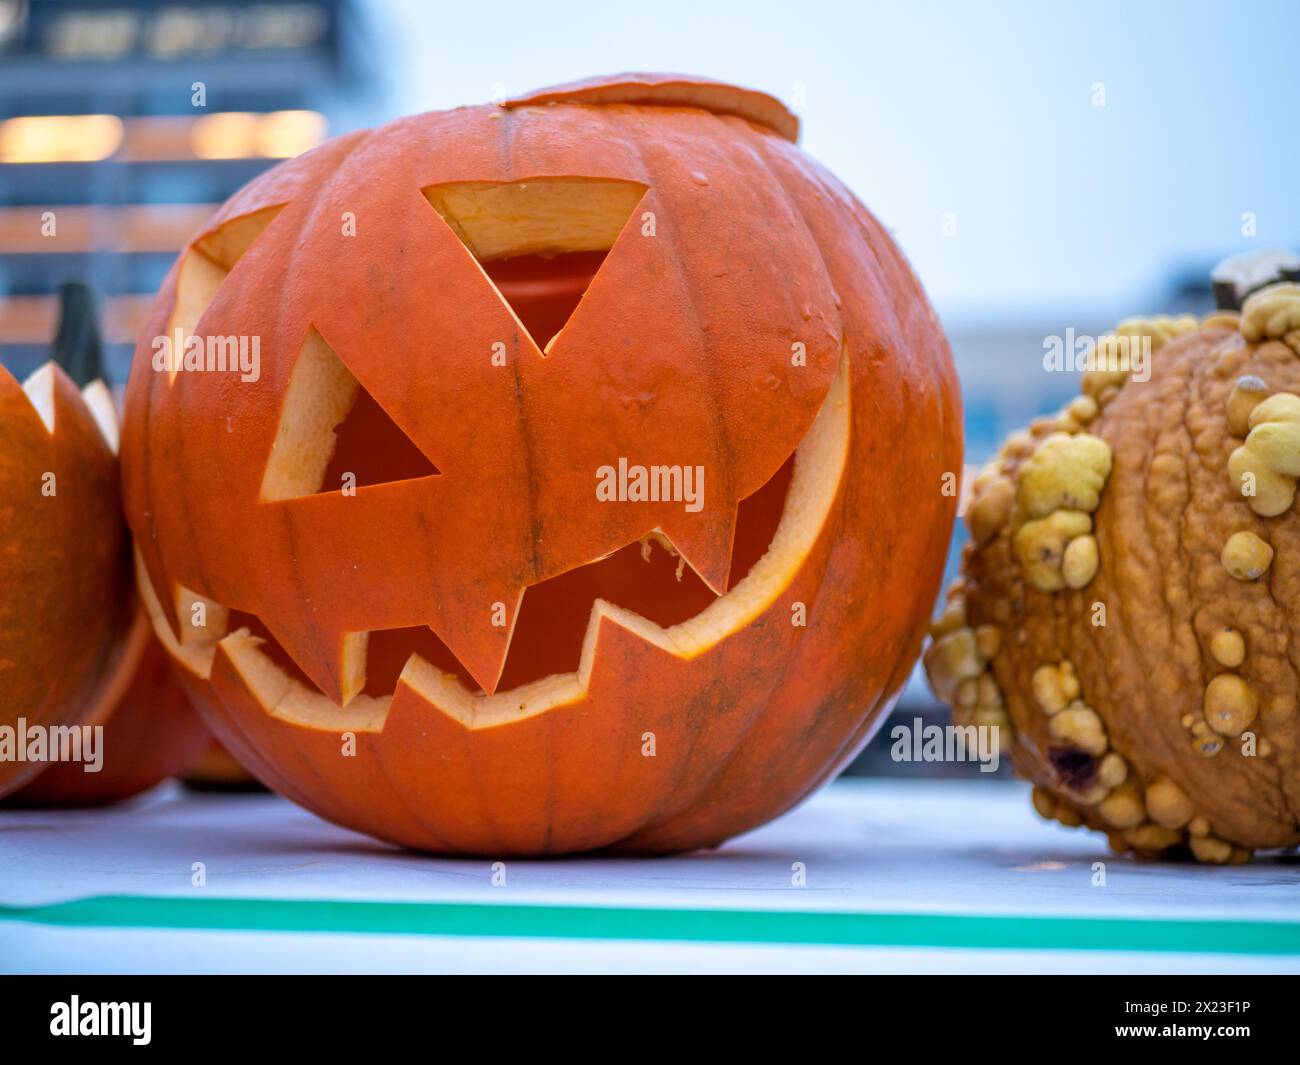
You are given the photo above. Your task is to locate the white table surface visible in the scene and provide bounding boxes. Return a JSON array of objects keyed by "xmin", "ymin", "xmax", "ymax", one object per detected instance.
[{"xmin": 2, "ymin": 777, "xmax": 1297, "ymax": 974}]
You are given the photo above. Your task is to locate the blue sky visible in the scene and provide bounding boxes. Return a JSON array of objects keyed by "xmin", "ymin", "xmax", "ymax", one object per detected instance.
[{"xmin": 370, "ymin": 0, "xmax": 1299, "ymax": 322}]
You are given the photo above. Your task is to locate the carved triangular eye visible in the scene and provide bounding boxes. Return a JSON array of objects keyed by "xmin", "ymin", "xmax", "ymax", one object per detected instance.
[
  {"xmin": 169, "ymin": 206, "xmax": 286, "ymax": 384},
  {"xmin": 260, "ymin": 328, "xmax": 437, "ymax": 501},
  {"xmin": 424, "ymin": 178, "xmax": 645, "ymax": 352}
]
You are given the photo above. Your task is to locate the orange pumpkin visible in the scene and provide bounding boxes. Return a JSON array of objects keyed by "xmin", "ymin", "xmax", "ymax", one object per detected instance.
[
  {"xmin": 0, "ymin": 362, "xmax": 129, "ymax": 797},
  {"xmin": 2, "ymin": 283, "xmax": 209, "ymax": 805},
  {"xmin": 122, "ymin": 74, "xmax": 961, "ymax": 854},
  {"xmin": 7, "ymin": 607, "xmax": 208, "ymax": 806}
]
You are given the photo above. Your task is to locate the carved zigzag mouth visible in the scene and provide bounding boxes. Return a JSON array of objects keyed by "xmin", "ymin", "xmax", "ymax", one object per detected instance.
[
  {"xmin": 141, "ymin": 351, "xmax": 851, "ymax": 730},
  {"xmin": 146, "ymin": 172, "xmax": 849, "ymax": 718}
]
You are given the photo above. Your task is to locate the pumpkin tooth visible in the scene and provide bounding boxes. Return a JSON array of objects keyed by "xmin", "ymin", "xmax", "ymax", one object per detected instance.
[
  {"xmin": 138, "ymin": 557, "xmax": 220, "ymax": 679},
  {"xmin": 217, "ymin": 627, "xmax": 387, "ymax": 730},
  {"xmin": 655, "ymin": 513, "xmax": 736, "ymax": 598},
  {"xmin": 17, "ymin": 361, "xmax": 57, "ymax": 434},
  {"xmin": 257, "ymin": 613, "xmax": 370, "ymax": 707},
  {"xmin": 173, "ymin": 584, "xmax": 230, "ymax": 647},
  {"xmin": 79, "ymin": 379, "xmax": 120, "ymax": 455}
]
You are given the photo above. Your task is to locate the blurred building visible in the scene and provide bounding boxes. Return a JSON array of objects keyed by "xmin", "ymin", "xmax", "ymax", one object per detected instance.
[{"xmin": 0, "ymin": 0, "xmax": 374, "ymax": 382}]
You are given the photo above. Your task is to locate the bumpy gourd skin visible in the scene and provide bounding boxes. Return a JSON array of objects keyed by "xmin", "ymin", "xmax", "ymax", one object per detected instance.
[{"xmin": 927, "ymin": 304, "xmax": 1300, "ymax": 864}]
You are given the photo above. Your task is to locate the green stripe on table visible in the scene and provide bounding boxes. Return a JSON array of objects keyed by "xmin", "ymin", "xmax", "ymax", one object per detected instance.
[{"xmin": 3, "ymin": 896, "xmax": 1298, "ymax": 954}]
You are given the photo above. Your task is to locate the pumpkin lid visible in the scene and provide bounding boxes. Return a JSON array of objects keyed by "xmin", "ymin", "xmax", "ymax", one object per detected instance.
[{"xmin": 505, "ymin": 72, "xmax": 800, "ymax": 143}]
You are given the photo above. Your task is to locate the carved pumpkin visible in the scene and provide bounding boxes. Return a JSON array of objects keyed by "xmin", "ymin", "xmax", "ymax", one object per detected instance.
[
  {"xmin": 925, "ymin": 260, "xmax": 1300, "ymax": 863},
  {"xmin": 0, "ymin": 363, "xmax": 129, "ymax": 796},
  {"xmin": 7, "ymin": 607, "xmax": 207, "ymax": 806},
  {"xmin": 2, "ymin": 287, "xmax": 208, "ymax": 804},
  {"xmin": 123, "ymin": 73, "xmax": 961, "ymax": 854}
]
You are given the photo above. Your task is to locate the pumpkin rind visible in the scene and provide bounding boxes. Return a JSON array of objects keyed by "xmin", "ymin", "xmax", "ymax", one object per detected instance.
[{"xmin": 123, "ymin": 77, "xmax": 960, "ymax": 854}]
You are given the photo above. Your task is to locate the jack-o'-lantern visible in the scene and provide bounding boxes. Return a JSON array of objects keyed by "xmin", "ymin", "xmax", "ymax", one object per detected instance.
[
  {"xmin": 123, "ymin": 74, "xmax": 961, "ymax": 854},
  {"xmin": 2, "ymin": 286, "xmax": 208, "ymax": 804},
  {"xmin": 0, "ymin": 362, "xmax": 128, "ymax": 796},
  {"xmin": 925, "ymin": 253, "xmax": 1300, "ymax": 863}
]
